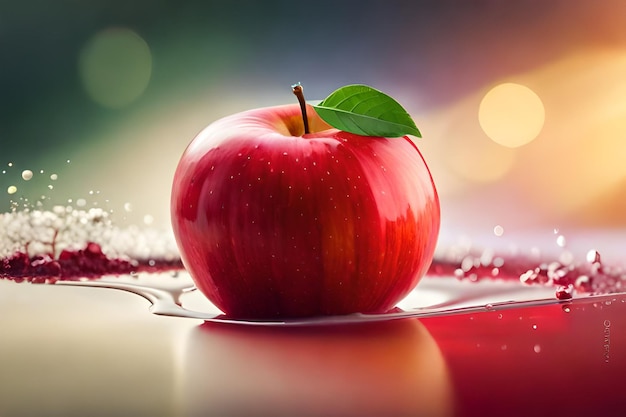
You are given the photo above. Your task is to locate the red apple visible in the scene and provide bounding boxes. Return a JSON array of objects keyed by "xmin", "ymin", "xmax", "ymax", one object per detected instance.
[{"xmin": 171, "ymin": 103, "xmax": 440, "ymax": 319}]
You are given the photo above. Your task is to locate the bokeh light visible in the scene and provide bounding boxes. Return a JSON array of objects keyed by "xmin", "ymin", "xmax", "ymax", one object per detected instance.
[
  {"xmin": 478, "ymin": 83, "xmax": 545, "ymax": 148},
  {"xmin": 78, "ymin": 27, "xmax": 152, "ymax": 108}
]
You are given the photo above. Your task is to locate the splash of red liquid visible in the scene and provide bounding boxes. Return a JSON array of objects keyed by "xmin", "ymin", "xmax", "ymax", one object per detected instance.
[
  {"xmin": 1, "ymin": 242, "xmax": 182, "ymax": 283},
  {"xmin": 431, "ymin": 248, "xmax": 624, "ymax": 299},
  {"xmin": 2, "ymin": 238, "xmax": 623, "ymax": 303}
]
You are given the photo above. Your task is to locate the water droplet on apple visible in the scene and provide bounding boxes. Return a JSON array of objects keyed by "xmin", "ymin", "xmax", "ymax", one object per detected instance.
[{"xmin": 533, "ymin": 344, "xmax": 542, "ymax": 353}]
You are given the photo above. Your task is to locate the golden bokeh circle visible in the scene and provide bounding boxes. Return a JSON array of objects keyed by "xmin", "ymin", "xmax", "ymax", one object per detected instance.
[{"xmin": 479, "ymin": 83, "xmax": 545, "ymax": 148}]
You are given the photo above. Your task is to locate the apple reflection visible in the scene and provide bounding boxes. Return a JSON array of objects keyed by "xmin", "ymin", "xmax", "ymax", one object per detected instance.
[{"xmin": 177, "ymin": 318, "xmax": 453, "ymax": 417}]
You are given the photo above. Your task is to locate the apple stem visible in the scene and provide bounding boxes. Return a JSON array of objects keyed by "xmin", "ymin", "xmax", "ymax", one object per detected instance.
[{"xmin": 292, "ymin": 83, "xmax": 310, "ymax": 134}]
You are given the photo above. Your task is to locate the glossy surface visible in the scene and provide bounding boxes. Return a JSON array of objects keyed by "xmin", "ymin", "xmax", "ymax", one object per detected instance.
[
  {"xmin": 3, "ymin": 269, "xmax": 626, "ymax": 417},
  {"xmin": 171, "ymin": 104, "xmax": 440, "ymax": 318}
]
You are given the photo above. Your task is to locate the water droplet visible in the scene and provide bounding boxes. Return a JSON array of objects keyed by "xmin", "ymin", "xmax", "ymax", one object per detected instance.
[
  {"xmin": 520, "ymin": 269, "xmax": 537, "ymax": 284},
  {"xmin": 485, "ymin": 303, "xmax": 494, "ymax": 311},
  {"xmin": 501, "ymin": 344, "xmax": 508, "ymax": 351},
  {"xmin": 586, "ymin": 249, "xmax": 601, "ymax": 264},
  {"xmin": 21, "ymin": 170, "xmax": 33, "ymax": 181},
  {"xmin": 574, "ymin": 275, "xmax": 592, "ymax": 292},
  {"xmin": 532, "ymin": 324, "xmax": 538, "ymax": 330},
  {"xmin": 143, "ymin": 214, "xmax": 154, "ymax": 225},
  {"xmin": 493, "ymin": 225, "xmax": 504, "ymax": 237},
  {"xmin": 562, "ymin": 305, "xmax": 571, "ymax": 313},
  {"xmin": 555, "ymin": 284, "xmax": 574, "ymax": 300},
  {"xmin": 50, "ymin": 174, "xmax": 58, "ymax": 181},
  {"xmin": 124, "ymin": 202, "xmax": 133, "ymax": 212},
  {"xmin": 7, "ymin": 185, "xmax": 17, "ymax": 194},
  {"xmin": 76, "ymin": 198, "xmax": 87, "ymax": 207},
  {"xmin": 533, "ymin": 344, "xmax": 542, "ymax": 353},
  {"xmin": 556, "ymin": 235, "xmax": 567, "ymax": 247},
  {"xmin": 497, "ymin": 313, "xmax": 503, "ymax": 319},
  {"xmin": 461, "ymin": 255, "xmax": 474, "ymax": 272},
  {"xmin": 480, "ymin": 248, "xmax": 494, "ymax": 266}
]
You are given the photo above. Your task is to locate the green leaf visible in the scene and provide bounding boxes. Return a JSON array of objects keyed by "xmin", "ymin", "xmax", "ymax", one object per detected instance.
[{"xmin": 312, "ymin": 84, "xmax": 421, "ymax": 138}]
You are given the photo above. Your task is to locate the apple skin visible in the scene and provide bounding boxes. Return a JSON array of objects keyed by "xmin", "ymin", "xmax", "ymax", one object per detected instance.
[{"xmin": 171, "ymin": 103, "xmax": 440, "ymax": 319}]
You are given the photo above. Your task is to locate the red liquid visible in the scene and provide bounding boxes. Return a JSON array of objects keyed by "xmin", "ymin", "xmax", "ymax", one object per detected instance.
[
  {"xmin": 2, "ymin": 226, "xmax": 626, "ymax": 416},
  {"xmin": 0, "ymin": 242, "xmax": 182, "ymax": 283},
  {"xmin": 423, "ymin": 294, "xmax": 626, "ymax": 417},
  {"xmin": 431, "ymin": 247, "xmax": 624, "ymax": 299},
  {"xmin": 2, "ymin": 238, "xmax": 624, "ymax": 305}
]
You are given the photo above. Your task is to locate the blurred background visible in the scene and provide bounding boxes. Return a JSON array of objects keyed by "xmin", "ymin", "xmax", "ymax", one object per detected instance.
[{"xmin": 1, "ymin": 0, "xmax": 625, "ymax": 244}]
